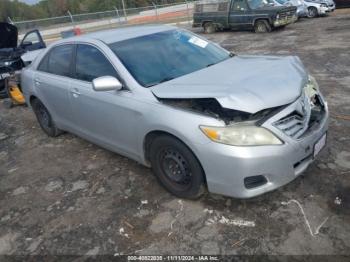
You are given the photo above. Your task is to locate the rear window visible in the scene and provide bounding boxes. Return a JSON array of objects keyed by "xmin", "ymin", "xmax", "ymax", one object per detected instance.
[{"xmin": 38, "ymin": 45, "xmax": 73, "ymax": 77}]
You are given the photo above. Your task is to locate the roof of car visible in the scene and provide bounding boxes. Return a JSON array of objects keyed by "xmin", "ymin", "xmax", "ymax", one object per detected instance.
[{"xmin": 67, "ymin": 24, "xmax": 176, "ymax": 44}]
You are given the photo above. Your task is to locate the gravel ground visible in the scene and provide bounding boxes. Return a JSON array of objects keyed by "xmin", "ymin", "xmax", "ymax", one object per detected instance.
[{"xmin": 0, "ymin": 11, "xmax": 350, "ymax": 256}]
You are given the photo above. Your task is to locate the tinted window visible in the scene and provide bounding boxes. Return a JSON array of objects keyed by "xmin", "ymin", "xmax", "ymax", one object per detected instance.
[
  {"xmin": 75, "ymin": 44, "xmax": 117, "ymax": 82},
  {"xmin": 232, "ymin": 0, "xmax": 248, "ymax": 10},
  {"xmin": 247, "ymin": 0, "xmax": 273, "ymax": 9},
  {"xmin": 23, "ymin": 31, "xmax": 40, "ymax": 45},
  {"xmin": 38, "ymin": 52, "xmax": 49, "ymax": 72},
  {"xmin": 40, "ymin": 45, "xmax": 73, "ymax": 77}
]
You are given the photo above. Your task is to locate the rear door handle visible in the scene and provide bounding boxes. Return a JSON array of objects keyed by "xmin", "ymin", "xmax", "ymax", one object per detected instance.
[
  {"xmin": 71, "ymin": 88, "xmax": 81, "ymax": 97},
  {"xmin": 34, "ymin": 78, "xmax": 41, "ymax": 86}
]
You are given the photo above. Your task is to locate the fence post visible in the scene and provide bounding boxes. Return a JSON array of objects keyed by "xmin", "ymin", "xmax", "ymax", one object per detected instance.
[
  {"xmin": 67, "ymin": 10, "xmax": 75, "ymax": 28},
  {"xmin": 7, "ymin": 17, "xmax": 14, "ymax": 25},
  {"xmin": 186, "ymin": 0, "xmax": 191, "ymax": 25},
  {"xmin": 152, "ymin": 2, "xmax": 158, "ymax": 22},
  {"xmin": 114, "ymin": 7, "xmax": 122, "ymax": 24},
  {"xmin": 121, "ymin": 0, "xmax": 128, "ymax": 22}
]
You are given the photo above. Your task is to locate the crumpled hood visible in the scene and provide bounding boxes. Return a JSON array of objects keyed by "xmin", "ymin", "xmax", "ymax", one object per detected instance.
[
  {"xmin": 0, "ymin": 22, "xmax": 18, "ymax": 49},
  {"xmin": 151, "ymin": 55, "xmax": 308, "ymax": 114}
]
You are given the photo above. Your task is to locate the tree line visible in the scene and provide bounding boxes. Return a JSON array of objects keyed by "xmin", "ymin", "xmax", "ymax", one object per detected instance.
[{"xmin": 1, "ymin": 0, "xmax": 186, "ymax": 22}]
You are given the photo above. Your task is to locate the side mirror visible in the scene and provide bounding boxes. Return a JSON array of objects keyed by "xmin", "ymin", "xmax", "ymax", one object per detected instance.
[{"xmin": 92, "ymin": 76, "xmax": 123, "ymax": 92}]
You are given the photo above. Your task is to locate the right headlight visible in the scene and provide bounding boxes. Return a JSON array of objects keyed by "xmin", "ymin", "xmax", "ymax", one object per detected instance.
[
  {"xmin": 200, "ymin": 124, "xmax": 283, "ymax": 146},
  {"xmin": 305, "ymin": 75, "xmax": 319, "ymax": 99}
]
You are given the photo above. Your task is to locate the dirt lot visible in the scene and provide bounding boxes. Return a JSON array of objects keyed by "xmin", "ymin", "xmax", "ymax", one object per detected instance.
[{"xmin": 1, "ymin": 11, "xmax": 350, "ymax": 256}]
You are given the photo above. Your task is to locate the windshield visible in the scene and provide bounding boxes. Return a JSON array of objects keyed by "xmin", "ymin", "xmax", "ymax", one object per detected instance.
[
  {"xmin": 275, "ymin": 0, "xmax": 288, "ymax": 4},
  {"xmin": 109, "ymin": 29, "xmax": 230, "ymax": 87},
  {"xmin": 247, "ymin": 0, "xmax": 274, "ymax": 9}
]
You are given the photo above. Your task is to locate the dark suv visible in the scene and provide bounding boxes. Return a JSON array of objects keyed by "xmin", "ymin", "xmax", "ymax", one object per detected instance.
[{"xmin": 193, "ymin": 0, "xmax": 297, "ymax": 33}]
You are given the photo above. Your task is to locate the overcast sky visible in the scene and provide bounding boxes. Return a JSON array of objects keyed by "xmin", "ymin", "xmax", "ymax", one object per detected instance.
[{"xmin": 19, "ymin": 0, "xmax": 40, "ymax": 5}]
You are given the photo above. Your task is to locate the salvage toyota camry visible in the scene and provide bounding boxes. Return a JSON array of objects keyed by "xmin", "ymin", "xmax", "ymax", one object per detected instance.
[{"xmin": 21, "ymin": 25, "xmax": 329, "ymax": 199}]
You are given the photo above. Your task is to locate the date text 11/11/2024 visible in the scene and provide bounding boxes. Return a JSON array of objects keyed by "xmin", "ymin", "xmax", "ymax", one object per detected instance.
[{"xmin": 127, "ymin": 255, "xmax": 219, "ymax": 261}]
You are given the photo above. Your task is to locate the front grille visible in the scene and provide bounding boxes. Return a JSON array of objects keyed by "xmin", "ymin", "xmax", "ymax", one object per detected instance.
[
  {"xmin": 279, "ymin": 11, "xmax": 295, "ymax": 20},
  {"xmin": 274, "ymin": 92, "xmax": 325, "ymax": 139},
  {"xmin": 274, "ymin": 112, "xmax": 306, "ymax": 138}
]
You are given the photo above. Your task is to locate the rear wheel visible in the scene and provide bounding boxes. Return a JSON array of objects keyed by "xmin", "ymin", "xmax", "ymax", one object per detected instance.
[
  {"xmin": 31, "ymin": 99, "xmax": 62, "ymax": 137},
  {"xmin": 149, "ymin": 135, "xmax": 206, "ymax": 199},
  {"xmin": 203, "ymin": 22, "xmax": 216, "ymax": 34},
  {"xmin": 254, "ymin": 20, "xmax": 271, "ymax": 33},
  {"xmin": 308, "ymin": 7, "xmax": 318, "ymax": 18}
]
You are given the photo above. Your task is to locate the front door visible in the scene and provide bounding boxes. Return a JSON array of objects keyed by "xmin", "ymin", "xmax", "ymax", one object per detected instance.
[
  {"xmin": 20, "ymin": 30, "xmax": 46, "ymax": 52},
  {"xmin": 68, "ymin": 44, "xmax": 139, "ymax": 157},
  {"xmin": 228, "ymin": 0, "xmax": 253, "ymax": 28}
]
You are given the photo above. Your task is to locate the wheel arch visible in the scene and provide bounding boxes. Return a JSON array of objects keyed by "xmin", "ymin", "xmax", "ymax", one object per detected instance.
[
  {"xmin": 143, "ymin": 130, "xmax": 208, "ymax": 184},
  {"xmin": 201, "ymin": 20, "xmax": 214, "ymax": 27},
  {"xmin": 29, "ymin": 95, "xmax": 38, "ymax": 106},
  {"xmin": 253, "ymin": 17, "xmax": 272, "ymax": 26}
]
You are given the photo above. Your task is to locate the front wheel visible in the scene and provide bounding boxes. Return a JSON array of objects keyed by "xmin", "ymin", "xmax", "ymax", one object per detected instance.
[
  {"xmin": 308, "ymin": 7, "xmax": 318, "ymax": 18},
  {"xmin": 254, "ymin": 20, "xmax": 272, "ymax": 33},
  {"xmin": 203, "ymin": 22, "xmax": 216, "ymax": 34},
  {"xmin": 149, "ymin": 135, "xmax": 206, "ymax": 199}
]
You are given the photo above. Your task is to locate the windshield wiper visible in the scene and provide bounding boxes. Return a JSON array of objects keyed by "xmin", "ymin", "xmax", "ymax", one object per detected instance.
[
  {"xmin": 146, "ymin": 76, "xmax": 175, "ymax": 87},
  {"xmin": 206, "ymin": 63, "xmax": 216, "ymax": 67}
]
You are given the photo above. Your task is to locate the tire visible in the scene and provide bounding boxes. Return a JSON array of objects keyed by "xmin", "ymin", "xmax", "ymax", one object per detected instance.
[
  {"xmin": 308, "ymin": 7, "xmax": 318, "ymax": 18},
  {"xmin": 203, "ymin": 22, "xmax": 216, "ymax": 34},
  {"xmin": 0, "ymin": 79, "xmax": 8, "ymax": 99},
  {"xmin": 149, "ymin": 135, "xmax": 206, "ymax": 199},
  {"xmin": 254, "ymin": 20, "xmax": 271, "ymax": 33},
  {"xmin": 31, "ymin": 99, "xmax": 62, "ymax": 137}
]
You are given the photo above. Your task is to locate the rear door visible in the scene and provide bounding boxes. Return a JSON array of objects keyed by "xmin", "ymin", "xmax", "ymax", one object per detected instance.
[
  {"xmin": 229, "ymin": 0, "xmax": 254, "ymax": 28},
  {"xmin": 34, "ymin": 44, "xmax": 74, "ymax": 128}
]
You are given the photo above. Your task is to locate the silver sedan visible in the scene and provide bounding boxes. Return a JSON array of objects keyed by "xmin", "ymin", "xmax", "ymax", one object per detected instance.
[{"xmin": 21, "ymin": 25, "xmax": 329, "ymax": 199}]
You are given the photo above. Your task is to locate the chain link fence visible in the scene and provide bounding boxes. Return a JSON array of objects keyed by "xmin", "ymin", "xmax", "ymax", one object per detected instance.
[{"xmin": 11, "ymin": 1, "xmax": 196, "ymax": 42}]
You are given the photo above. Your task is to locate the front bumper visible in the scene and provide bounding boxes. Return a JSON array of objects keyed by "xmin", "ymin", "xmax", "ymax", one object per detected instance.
[
  {"xmin": 195, "ymin": 96, "xmax": 329, "ymax": 199},
  {"xmin": 318, "ymin": 6, "xmax": 334, "ymax": 15},
  {"xmin": 273, "ymin": 15, "xmax": 298, "ymax": 27},
  {"xmin": 327, "ymin": 5, "xmax": 336, "ymax": 12}
]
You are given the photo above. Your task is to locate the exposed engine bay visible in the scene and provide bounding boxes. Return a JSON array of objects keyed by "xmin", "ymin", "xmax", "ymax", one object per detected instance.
[
  {"xmin": 0, "ymin": 22, "xmax": 46, "ymax": 99},
  {"xmin": 159, "ymin": 98, "xmax": 281, "ymax": 125}
]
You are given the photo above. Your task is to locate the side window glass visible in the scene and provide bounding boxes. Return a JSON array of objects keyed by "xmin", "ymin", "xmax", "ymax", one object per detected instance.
[
  {"xmin": 38, "ymin": 53, "xmax": 50, "ymax": 72},
  {"xmin": 48, "ymin": 45, "xmax": 73, "ymax": 77},
  {"xmin": 75, "ymin": 44, "xmax": 118, "ymax": 82},
  {"xmin": 23, "ymin": 31, "xmax": 40, "ymax": 45},
  {"xmin": 232, "ymin": 0, "xmax": 248, "ymax": 11}
]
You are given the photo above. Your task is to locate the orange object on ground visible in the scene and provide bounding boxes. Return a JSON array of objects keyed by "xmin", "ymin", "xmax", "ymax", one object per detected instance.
[{"xmin": 9, "ymin": 85, "xmax": 25, "ymax": 104}]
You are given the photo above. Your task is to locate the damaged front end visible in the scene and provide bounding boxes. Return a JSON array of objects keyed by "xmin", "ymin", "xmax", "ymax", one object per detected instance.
[
  {"xmin": 158, "ymin": 97, "xmax": 285, "ymax": 146},
  {"xmin": 159, "ymin": 97, "xmax": 282, "ymax": 125}
]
